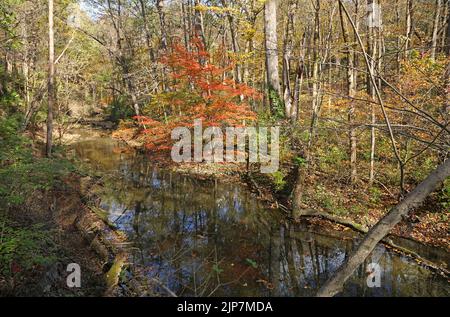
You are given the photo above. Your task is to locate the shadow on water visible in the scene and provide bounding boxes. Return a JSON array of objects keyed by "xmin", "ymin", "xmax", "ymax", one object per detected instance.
[{"xmin": 72, "ymin": 136, "xmax": 449, "ymax": 297}]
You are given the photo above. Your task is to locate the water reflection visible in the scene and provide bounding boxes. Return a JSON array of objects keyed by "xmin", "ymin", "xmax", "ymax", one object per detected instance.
[{"xmin": 73, "ymin": 137, "xmax": 449, "ymax": 297}]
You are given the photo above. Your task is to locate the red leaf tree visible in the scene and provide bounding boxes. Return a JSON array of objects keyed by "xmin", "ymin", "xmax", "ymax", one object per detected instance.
[{"xmin": 134, "ymin": 37, "xmax": 260, "ymax": 152}]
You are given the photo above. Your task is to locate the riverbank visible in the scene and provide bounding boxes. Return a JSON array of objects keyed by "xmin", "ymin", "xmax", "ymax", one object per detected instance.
[{"xmin": 0, "ymin": 123, "xmax": 143, "ymax": 296}]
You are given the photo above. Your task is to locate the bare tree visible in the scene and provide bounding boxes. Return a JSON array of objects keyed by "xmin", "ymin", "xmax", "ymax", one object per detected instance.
[
  {"xmin": 46, "ymin": 0, "xmax": 55, "ymax": 157},
  {"xmin": 264, "ymin": 0, "xmax": 281, "ymax": 114},
  {"xmin": 156, "ymin": 0, "xmax": 168, "ymax": 50},
  {"xmin": 339, "ymin": 0, "xmax": 357, "ymax": 184},
  {"xmin": 281, "ymin": 0, "xmax": 297, "ymax": 119},
  {"xmin": 220, "ymin": 0, "xmax": 242, "ymax": 85},
  {"xmin": 405, "ymin": 0, "xmax": 414, "ymax": 58},
  {"xmin": 367, "ymin": 0, "xmax": 382, "ymax": 184},
  {"xmin": 431, "ymin": 0, "xmax": 442, "ymax": 61}
]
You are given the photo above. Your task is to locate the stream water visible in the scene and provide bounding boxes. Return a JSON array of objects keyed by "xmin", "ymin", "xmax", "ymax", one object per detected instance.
[{"xmin": 72, "ymin": 135, "xmax": 449, "ymax": 297}]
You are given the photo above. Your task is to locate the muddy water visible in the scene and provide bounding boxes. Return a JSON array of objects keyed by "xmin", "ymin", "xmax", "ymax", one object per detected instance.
[{"xmin": 72, "ymin": 136, "xmax": 449, "ymax": 297}]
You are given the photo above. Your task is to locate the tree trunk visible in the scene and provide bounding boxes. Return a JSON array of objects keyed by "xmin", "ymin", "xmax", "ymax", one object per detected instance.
[
  {"xmin": 339, "ymin": 1, "xmax": 357, "ymax": 184},
  {"xmin": 138, "ymin": 0, "xmax": 156, "ymax": 63},
  {"xmin": 292, "ymin": 33, "xmax": 306, "ymax": 122},
  {"xmin": 264, "ymin": 0, "xmax": 281, "ymax": 114},
  {"xmin": 317, "ymin": 158, "xmax": 450, "ymax": 297},
  {"xmin": 446, "ymin": 3, "xmax": 450, "ymax": 56},
  {"xmin": 405, "ymin": 0, "xmax": 414, "ymax": 58},
  {"xmin": 46, "ymin": 0, "xmax": 55, "ymax": 157},
  {"xmin": 308, "ymin": 0, "xmax": 322, "ymax": 148},
  {"xmin": 156, "ymin": 0, "xmax": 168, "ymax": 50},
  {"xmin": 221, "ymin": 0, "xmax": 242, "ymax": 85},
  {"xmin": 431, "ymin": 0, "xmax": 442, "ymax": 61},
  {"xmin": 282, "ymin": 0, "xmax": 297, "ymax": 119},
  {"xmin": 292, "ymin": 1, "xmax": 322, "ymax": 218},
  {"xmin": 194, "ymin": 0, "xmax": 207, "ymax": 48},
  {"xmin": 395, "ymin": 0, "xmax": 401, "ymax": 73},
  {"xmin": 440, "ymin": 2, "xmax": 448, "ymax": 55},
  {"xmin": 367, "ymin": 0, "xmax": 381, "ymax": 184},
  {"xmin": 181, "ymin": 1, "xmax": 190, "ymax": 49}
]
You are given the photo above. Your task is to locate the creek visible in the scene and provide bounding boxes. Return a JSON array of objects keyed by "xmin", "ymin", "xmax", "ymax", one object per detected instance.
[{"xmin": 71, "ymin": 134, "xmax": 449, "ymax": 297}]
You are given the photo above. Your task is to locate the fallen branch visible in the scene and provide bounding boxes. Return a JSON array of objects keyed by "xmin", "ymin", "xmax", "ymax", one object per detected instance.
[{"xmin": 298, "ymin": 209, "xmax": 449, "ymax": 275}]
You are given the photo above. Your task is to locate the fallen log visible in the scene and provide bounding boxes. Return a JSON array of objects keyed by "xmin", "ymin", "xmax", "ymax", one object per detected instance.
[{"xmin": 317, "ymin": 159, "xmax": 450, "ymax": 297}]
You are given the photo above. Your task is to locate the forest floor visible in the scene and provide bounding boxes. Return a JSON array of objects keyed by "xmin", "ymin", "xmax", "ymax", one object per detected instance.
[{"xmin": 0, "ymin": 147, "xmax": 105, "ymax": 295}]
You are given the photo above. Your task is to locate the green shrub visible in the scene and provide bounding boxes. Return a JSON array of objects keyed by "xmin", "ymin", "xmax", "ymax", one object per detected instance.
[
  {"xmin": 293, "ymin": 156, "xmax": 307, "ymax": 167},
  {"xmin": 411, "ymin": 157, "xmax": 436, "ymax": 183},
  {"xmin": 319, "ymin": 146, "xmax": 347, "ymax": 172},
  {"xmin": 270, "ymin": 170, "xmax": 286, "ymax": 191},
  {"xmin": 106, "ymin": 96, "xmax": 135, "ymax": 124},
  {"xmin": 439, "ymin": 178, "xmax": 450, "ymax": 211},
  {"xmin": 268, "ymin": 89, "xmax": 285, "ymax": 119},
  {"xmin": 369, "ymin": 187, "xmax": 382, "ymax": 205},
  {"xmin": 0, "ymin": 117, "xmax": 74, "ymax": 209},
  {"xmin": 0, "ymin": 216, "xmax": 58, "ymax": 277},
  {"xmin": 315, "ymin": 185, "xmax": 334, "ymax": 210}
]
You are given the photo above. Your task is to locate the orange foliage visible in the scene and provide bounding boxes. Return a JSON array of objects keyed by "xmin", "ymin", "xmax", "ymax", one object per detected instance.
[{"xmin": 134, "ymin": 37, "xmax": 260, "ymax": 152}]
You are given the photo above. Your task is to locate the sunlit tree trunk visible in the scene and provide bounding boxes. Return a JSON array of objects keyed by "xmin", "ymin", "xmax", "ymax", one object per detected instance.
[
  {"xmin": 156, "ymin": 0, "xmax": 168, "ymax": 50},
  {"xmin": 282, "ymin": 0, "xmax": 297, "ymax": 119},
  {"xmin": 339, "ymin": 1, "xmax": 357, "ymax": 184},
  {"xmin": 193, "ymin": 0, "xmax": 207, "ymax": 47},
  {"xmin": 367, "ymin": 0, "xmax": 382, "ymax": 185},
  {"xmin": 308, "ymin": 0, "xmax": 321, "ymax": 148},
  {"xmin": 431, "ymin": 0, "xmax": 442, "ymax": 61},
  {"xmin": 264, "ymin": 0, "xmax": 281, "ymax": 114},
  {"xmin": 405, "ymin": 0, "xmax": 414, "ymax": 59}
]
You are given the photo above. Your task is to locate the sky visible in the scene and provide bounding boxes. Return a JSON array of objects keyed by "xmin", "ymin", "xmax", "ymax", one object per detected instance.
[{"xmin": 79, "ymin": 0, "xmax": 101, "ymax": 21}]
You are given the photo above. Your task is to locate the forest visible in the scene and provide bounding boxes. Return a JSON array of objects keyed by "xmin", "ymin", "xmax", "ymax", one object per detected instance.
[{"xmin": 0, "ymin": 0, "xmax": 449, "ymax": 298}]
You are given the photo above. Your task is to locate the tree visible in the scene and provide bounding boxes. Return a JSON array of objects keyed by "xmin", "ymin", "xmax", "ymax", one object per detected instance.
[
  {"xmin": 430, "ymin": 0, "xmax": 442, "ymax": 61},
  {"xmin": 264, "ymin": 0, "xmax": 282, "ymax": 115},
  {"xmin": 133, "ymin": 38, "xmax": 259, "ymax": 152},
  {"xmin": 46, "ymin": 0, "xmax": 55, "ymax": 157},
  {"xmin": 281, "ymin": 0, "xmax": 297, "ymax": 120},
  {"xmin": 339, "ymin": 0, "xmax": 357, "ymax": 184},
  {"xmin": 367, "ymin": 0, "xmax": 383, "ymax": 185},
  {"xmin": 405, "ymin": 0, "xmax": 414, "ymax": 58}
]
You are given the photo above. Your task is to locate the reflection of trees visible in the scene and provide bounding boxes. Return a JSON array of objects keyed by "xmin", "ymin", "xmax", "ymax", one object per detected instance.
[
  {"xmin": 117, "ymin": 163, "xmax": 449, "ymax": 296},
  {"xmin": 76, "ymin": 139, "xmax": 449, "ymax": 297}
]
